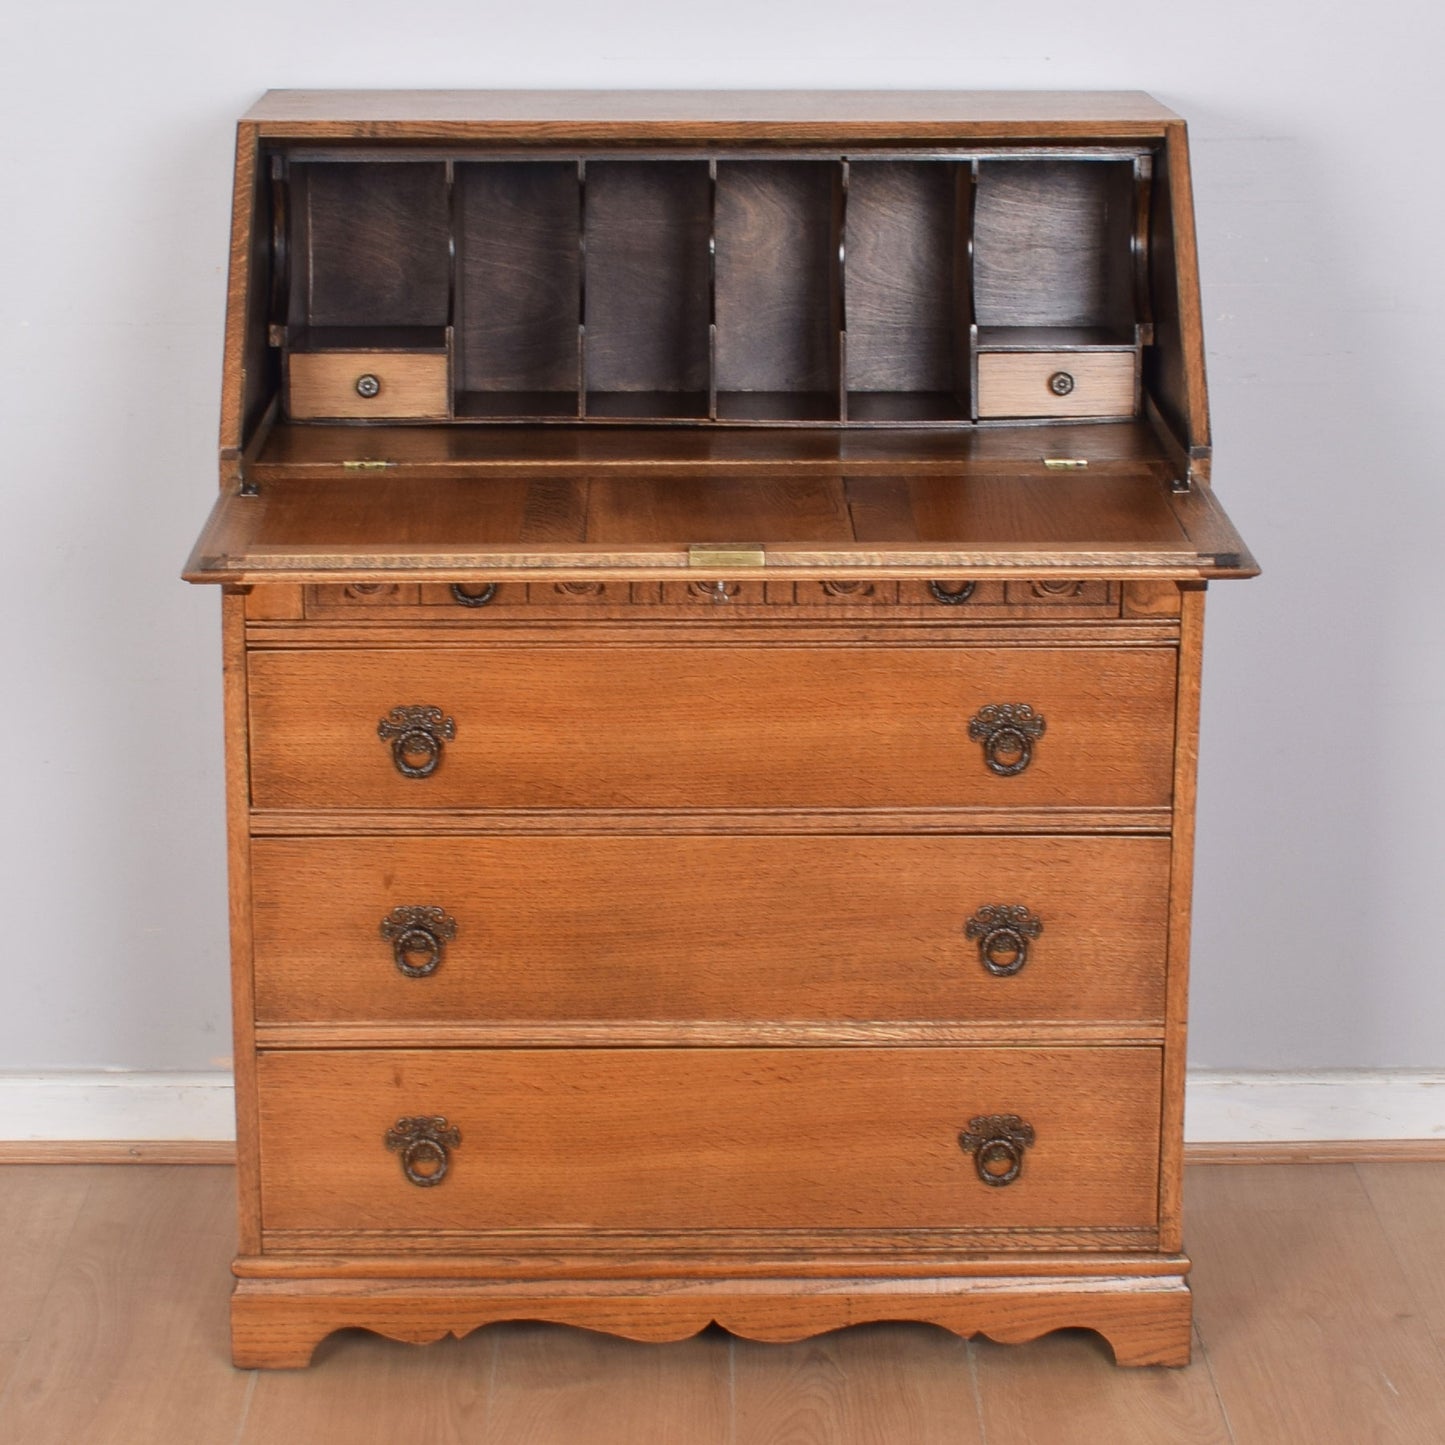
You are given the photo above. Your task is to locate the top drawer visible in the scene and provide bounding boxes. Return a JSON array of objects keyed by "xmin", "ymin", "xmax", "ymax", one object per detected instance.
[{"xmin": 247, "ymin": 645, "xmax": 1176, "ymax": 811}]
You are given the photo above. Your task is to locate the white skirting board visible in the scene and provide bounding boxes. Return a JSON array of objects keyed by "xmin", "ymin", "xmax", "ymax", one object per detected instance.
[{"xmin": 0, "ymin": 1069, "xmax": 1440, "ymax": 1144}]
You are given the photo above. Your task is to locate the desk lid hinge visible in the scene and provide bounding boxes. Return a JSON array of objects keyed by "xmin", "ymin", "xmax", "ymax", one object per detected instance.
[{"xmin": 687, "ymin": 543, "xmax": 766, "ymax": 568}]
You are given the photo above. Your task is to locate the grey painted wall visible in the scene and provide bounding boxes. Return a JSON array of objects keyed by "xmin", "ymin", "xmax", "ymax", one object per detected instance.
[{"xmin": 2, "ymin": 1, "xmax": 1439, "ymax": 1072}]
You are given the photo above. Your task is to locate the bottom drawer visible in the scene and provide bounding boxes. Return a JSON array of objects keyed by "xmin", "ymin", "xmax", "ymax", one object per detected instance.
[{"xmin": 257, "ymin": 1048, "xmax": 1161, "ymax": 1238}]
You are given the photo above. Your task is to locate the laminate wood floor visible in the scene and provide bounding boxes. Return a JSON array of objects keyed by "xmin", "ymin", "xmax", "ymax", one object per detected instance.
[{"xmin": 0, "ymin": 1163, "xmax": 1441, "ymax": 1444}]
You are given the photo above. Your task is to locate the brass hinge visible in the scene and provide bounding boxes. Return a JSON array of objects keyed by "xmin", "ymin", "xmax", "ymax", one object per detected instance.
[
  {"xmin": 687, "ymin": 542, "xmax": 766, "ymax": 568},
  {"xmin": 342, "ymin": 460, "xmax": 396, "ymax": 471},
  {"xmin": 1042, "ymin": 457, "xmax": 1089, "ymax": 471}
]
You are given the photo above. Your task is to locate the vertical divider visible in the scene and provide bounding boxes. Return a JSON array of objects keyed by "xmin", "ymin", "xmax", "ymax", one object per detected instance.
[
  {"xmin": 708, "ymin": 158, "xmax": 718, "ymax": 421},
  {"xmin": 444, "ymin": 158, "xmax": 457, "ymax": 417},
  {"xmin": 1133, "ymin": 152, "xmax": 1155, "ymax": 348},
  {"xmin": 835, "ymin": 158, "xmax": 849, "ymax": 423},
  {"xmin": 963, "ymin": 159, "xmax": 980, "ymax": 421},
  {"xmin": 576, "ymin": 158, "xmax": 588, "ymax": 419},
  {"xmin": 838, "ymin": 157, "xmax": 843, "ymax": 421}
]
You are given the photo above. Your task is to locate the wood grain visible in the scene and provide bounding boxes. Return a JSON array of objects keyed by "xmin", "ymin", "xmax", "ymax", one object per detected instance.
[
  {"xmin": 245, "ymin": 643, "xmax": 1178, "ymax": 811},
  {"xmin": 244, "ymin": 89, "xmax": 1185, "ymax": 133},
  {"xmin": 715, "ymin": 161, "xmax": 838, "ymax": 398},
  {"xmin": 584, "ymin": 161, "xmax": 711, "ymax": 398},
  {"xmin": 1357, "ymin": 1162, "xmax": 1445, "ymax": 1350},
  {"xmin": 845, "ymin": 161, "xmax": 962, "ymax": 395},
  {"xmin": 733, "ymin": 1324, "xmax": 979, "ymax": 1443},
  {"xmin": 0, "ymin": 1165, "xmax": 92, "ymax": 1340},
  {"xmin": 972, "ymin": 1327, "xmax": 1230, "ymax": 1442},
  {"xmin": 240, "ymin": 1327, "xmax": 495, "ymax": 1440},
  {"xmin": 973, "ymin": 160, "xmax": 1135, "ymax": 330},
  {"xmin": 457, "ymin": 160, "xmax": 580, "ymax": 398},
  {"xmin": 249, "ymin": 834, "xmax": 1170, "ymax": 1025},
  {"xmin": 293, "ymin": 161, "xmax": 450, "ymax": 330},
  {"xmin": 486, "ymin": 1323, "xmax": 730, "ymax": 1445}
]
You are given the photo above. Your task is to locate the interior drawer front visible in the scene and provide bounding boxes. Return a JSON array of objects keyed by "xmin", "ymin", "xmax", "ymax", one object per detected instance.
[
  {"xmin": 301, "ymin": 579, "xmax": 1122, "ymax": 621},
  {"xmin": 251, "ymin": 835, "xmax": 1170, "ymax": 1025},
  {"xmin": 246, "ymin": 646, "xmax": 1177, "ymax": 810},
  {"xmin": 287, "ymin": 351, "xmax": 449, "ymax": 420},
  {"xmin": 977, "ymin": 352, "xmax": 1135, "ymax": 419},
  {"xmin": 257, "ymin": 1047, "xmax": 1162, "ymax": 1234}
]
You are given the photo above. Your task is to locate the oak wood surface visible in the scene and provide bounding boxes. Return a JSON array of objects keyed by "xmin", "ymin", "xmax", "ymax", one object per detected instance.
[
  {"xmin": 245, "ymin": 643, "xmax": 1178, "ymax": 810},
  {"xmin": 241, "ymin": 89, "xmax": 1184, "ymax": 138},
  {"xmin": 249, "ymin": 834, "xmax": 1169, "ymax": 1025},
  {"xmin": 254, "ymin": 1047, "xmax": 1162, "ymax": 1235},
  {"xmin": 230, "ymin": 1273, "xmax": 1190, "ymax": 1370},
  {"xmin": 184, "ymin": 467, "xmax": 1255, "ymax": 584}
]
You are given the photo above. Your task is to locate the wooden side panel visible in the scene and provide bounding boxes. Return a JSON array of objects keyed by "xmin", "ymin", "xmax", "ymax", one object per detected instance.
[
  {"xmin": 1159, "ymin": 584, "xmax": 1204, "ymax": 1252},
  {"xmin": 250, "ymin": 834, "xmax": 1170, "ymax": 1025},
  {"xmin": 222, "ymin": 593, "xmax": 261, "ymax": 1253},
  {"xmin": 245, "ymin": 645, "xmax": 1179, "ymax": 811},
  {"xmin": 256, "ymin": 1047, "xmax": 1163, "ymax": 1234}
]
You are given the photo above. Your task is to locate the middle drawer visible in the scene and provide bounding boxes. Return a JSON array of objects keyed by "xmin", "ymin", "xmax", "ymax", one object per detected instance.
[
  {"xmin": 247, "ymin": 645, "xmax": 1177, "ymax": 810},
  {"xmin": 251, "ymin": 835, "xmax": 1170, "ymax": 1025}
]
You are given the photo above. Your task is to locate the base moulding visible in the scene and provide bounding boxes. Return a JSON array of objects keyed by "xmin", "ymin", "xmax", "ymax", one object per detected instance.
[{"xmin": 229, "ymin": 1271, "xmax": 1193, "ymax": 1369}]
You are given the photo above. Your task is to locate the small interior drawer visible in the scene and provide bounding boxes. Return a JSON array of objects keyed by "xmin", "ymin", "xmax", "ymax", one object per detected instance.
[
  {"xmin": 977, "ymin": 352, "xmax": 1136, "ymax": 419},
  {"xmin": 287, "ymin": 351, "xmax": 449, "ymax": 420}
]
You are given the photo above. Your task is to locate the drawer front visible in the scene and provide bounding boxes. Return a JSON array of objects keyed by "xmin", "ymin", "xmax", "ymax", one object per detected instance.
[
  {"xmin": 302, "ymin": 579, "xmax": 1122, "ymax": 621},
  {"xmin": 251, "ymin": 835, "xmax": 1169, "ymax": 1025},
  {"xmin": 287, "ymin": 352, "xmax": 449, "ymax": 420},
  {"xmin": 257, "ymin": 1047, "xmax": 1162, "ymax": 1234},
  {"xmin": 247, "ymin": 645, "xmax": 1176, "ymax": 810},
  {"xmin": 977, "ymin": 352, "xmax": 1136, "ymax": 419}
]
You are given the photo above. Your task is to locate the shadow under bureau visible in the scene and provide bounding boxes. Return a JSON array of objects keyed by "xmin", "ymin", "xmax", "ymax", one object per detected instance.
[{"xmin": 184, "ymin": 89, "xmax": 1255, "ymax": 1369}]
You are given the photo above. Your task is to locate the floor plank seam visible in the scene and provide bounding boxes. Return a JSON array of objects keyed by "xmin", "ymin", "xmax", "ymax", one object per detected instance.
[
  {"xmin": 1191, "ymin": 1323, "xmax": 1238, "ymax": 1444},
  {"xmin": 229, "ymin": 1369, "xmax": 257, "ymax": 1445},
  {"xmin": 964, "ymin": 1339, "xmax": 989, "ymax": 1445},
  {"xmin": 482, "ymin": 1320, "xmax": 501, "ymax": 1440},
  {"xmin": 726, "ymin": 1332, "xmax": 737, "ymax": 1445}
]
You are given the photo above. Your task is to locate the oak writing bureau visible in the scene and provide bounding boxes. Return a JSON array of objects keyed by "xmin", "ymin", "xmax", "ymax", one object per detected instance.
[{"xmin": 184, "ymin": 90, "xmax": 1255, "ymax": 1369}]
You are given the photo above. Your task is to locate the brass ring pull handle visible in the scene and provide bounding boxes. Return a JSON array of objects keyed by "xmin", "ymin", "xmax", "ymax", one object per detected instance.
[
  {"xmin": 967, "ymin": 703, "xmax": 1045, "ymax": 776},
  {"xmin": 355, "ymin": 373, "xmax": 381, "ymax": 398},
  {"xmin": 380, "ymin": 906, "xmax": 457, "ymax": 979},
  {"xmin": 385, "ymin": 1117, "xmax": 460, "ymax": 1187},
  {"xmin": 1048, "ymin": 371, "xmax": 1075, "ymax": 396},
  {"xmin": 965, "ymin": 905, "xmax": 1043, "ymax": 977},
  {"xmin": 959, "ymin": 1114, "xmax": 1036, "ymax": 1187},
  {"xmin": 928, "ymin": 580, "xmax": 976, "ymax": 605},
  {"xmin": 378, "ymin": 706, "xmax": 456, "ymax": 779},
  {"xmin": 450, "ymin": 583, "xmax": 498, "ymax": 608}
]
